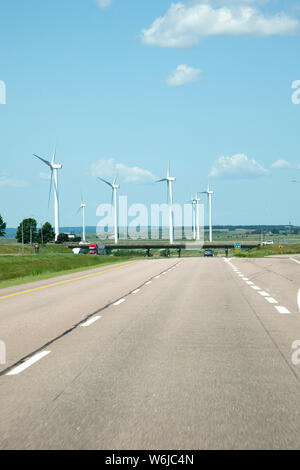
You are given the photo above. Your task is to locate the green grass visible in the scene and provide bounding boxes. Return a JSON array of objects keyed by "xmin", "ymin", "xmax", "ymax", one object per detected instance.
[
  {"xmin": 0, "ymin": 244, "xmax": 70, "ymax": 255},
  {"xmin": 0, "ymin": 253, "xmax": 139, "ymax": 289},
  {"xmin": 235, "ymin": 244, "xmax": 300, "ymax": 258}
]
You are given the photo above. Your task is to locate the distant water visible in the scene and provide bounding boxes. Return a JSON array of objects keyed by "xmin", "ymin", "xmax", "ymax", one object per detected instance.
[{"xmin": 3, "ymin": 227, "xmax": 98, "ymax": 238}]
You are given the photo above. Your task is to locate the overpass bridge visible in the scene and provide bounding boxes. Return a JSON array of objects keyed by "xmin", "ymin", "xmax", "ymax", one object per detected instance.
[{"xmin": 67, "ymin": 241, "xmax": 260, "ymax": 251}]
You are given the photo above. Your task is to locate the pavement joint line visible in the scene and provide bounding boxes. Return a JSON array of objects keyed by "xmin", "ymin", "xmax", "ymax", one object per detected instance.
[
  {"xmin": 6, "ymin": 351, "xmax": 51, "ymax": 376},
  {"xmin": 0, "ymin": 261, "xmax": 142, "ymax": 301},
  {"xmin": 132, "ymin": 289, "xmax": 140, "ymax": 294},
  {"xmin": 275, "ymin": 306, "xmax": 291, "ymax": 314},
  {"xmin": 145, "ymin": 281, "xmax": 152, "ymax": 285},
  {"xmin": 0, "ymin": 260, "xmax": 181, "ymax": 377},
  {"xmin": 81, "ymin": 316, "xmax": 102, "ymax": 327}
]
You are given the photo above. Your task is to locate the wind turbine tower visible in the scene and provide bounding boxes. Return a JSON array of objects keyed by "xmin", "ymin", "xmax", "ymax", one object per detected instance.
[
  {"xmin": 201, "ymin": 185, "xmax": 214, "ymax": 242},
  {"xmin": 76, "ymin": 197, "xmax": 87, "ymax": 243},
  {"xmin": 157, "ymin": 164, "xmax": 176, "ymax": 244},
  {"xmin": 98, "ymin": 177, "xmax": 120, "ymax": 244},
  {"xmin": 194, "ymin": 194, "xmax": 201, "ymax": 241},
  {"xmin": 34, "ymin": 147, "xmax": 63, "ymax": 242}
]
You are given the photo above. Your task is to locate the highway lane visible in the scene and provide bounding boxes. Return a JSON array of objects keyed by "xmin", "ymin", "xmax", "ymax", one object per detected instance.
[
  {"xmin": 0, "ymin": 258, "xmax": 178, "ymax": 370},
  {"xmin": 0, "ymin": 257, "xmax": 300, "ymax": 449},
  {"xmin": 229, "ymin": 255, "xmax": 300, "ymax": 314}
]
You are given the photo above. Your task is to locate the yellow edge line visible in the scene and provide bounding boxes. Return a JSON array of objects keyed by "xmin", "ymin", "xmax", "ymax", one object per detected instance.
[{"xmin": 0, "ymin": 261, "xmax": 141, "ymax": 301}]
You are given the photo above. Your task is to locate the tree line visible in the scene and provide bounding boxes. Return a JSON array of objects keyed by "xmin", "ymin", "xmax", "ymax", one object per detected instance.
[{"xmin": 0, "ymin": 214, "xmax": 82, "ymax": 244}]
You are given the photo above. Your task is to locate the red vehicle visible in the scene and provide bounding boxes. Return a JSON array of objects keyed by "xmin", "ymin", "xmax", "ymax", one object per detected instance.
[{"xmin": 89, "ymin": 244, "xmax": 98, "ymax": 255}]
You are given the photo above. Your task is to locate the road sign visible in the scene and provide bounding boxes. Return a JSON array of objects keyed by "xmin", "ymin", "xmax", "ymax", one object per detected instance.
[{"xmin": 234, "ymin": 243, "xmax": 241, "ymax": 249}]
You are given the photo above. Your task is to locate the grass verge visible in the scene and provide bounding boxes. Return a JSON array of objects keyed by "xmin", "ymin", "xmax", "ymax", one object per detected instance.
[
  {"xmin": 0, "ymin": 254, "xmax": 139, "ymax": 289},
  {"xmin": 235, "ymin": 244, "xmax": 300, "ymax": 258}
]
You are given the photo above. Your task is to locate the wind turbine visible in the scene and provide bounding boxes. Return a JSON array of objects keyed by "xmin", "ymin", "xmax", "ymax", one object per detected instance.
[
  {"xmin": 187, "ymin": 196, "xmax": 196, "ymax": 240},
  {"xmin": 34, "ymin": 147, "xmax": 62, "ymax": 242},
  {"xmin": 201, "ymin": 184, "xmax": 214, "ymax": 242},
  {"xmin": 157, "ymin": 164, "xmax": 176, "ymax": 244},
  {"xmin": 98, "ymin": 177, "xmax": 120, "ymax": 244},
  {"xmin": 76, "ymin": 196, "xmax": 87, "ymax": 243},
  {"xmin": 194, "ymin": 194, "xmax": 201, "ymax": 241}
]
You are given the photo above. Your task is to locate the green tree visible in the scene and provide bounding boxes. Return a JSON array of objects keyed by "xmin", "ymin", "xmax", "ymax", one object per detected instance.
[
  {"xmin": 0, "ymin": 214, "xmax": 6, "ymax": 237},
  {"xmin": 16, "ymin": 218, "xmax": 37, "ymax": 244},
  {"xmin": 37, "ymin": 222, "xmax": 55, "ymax": 244},
  {"xmin": 55, "ymin": 233, "xmax": 69, "ymax": 244}
]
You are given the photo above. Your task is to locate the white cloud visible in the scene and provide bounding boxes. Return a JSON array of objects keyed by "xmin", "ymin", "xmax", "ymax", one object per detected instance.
[
  {"xmin": 209, "ymin": 153, "xmax": 269, "ymax": 179},
  {"xmin": 39, "ymin": 172, "xmax": 51, "ymax": 180},
  {"xmin": 0, "ymin": 175, "xmax": 29, "ymax": 188},
  {"xmin": 91, "ymin": 158, "xmax": 156, "ymax": 183},
  {"xmin": 95, "ymin": 0, "xmax": 112, "ymax": 9},
  {"xmin": 272, "ymin": 159, "xmax": 300, "ymax": 169},
  {"xmin": 141, "ymin": 2, "xmax": 300, "ymax": 47},
  {"xmin": 166, "ymin": 64, "xmax": 202, "ymax": 86}
]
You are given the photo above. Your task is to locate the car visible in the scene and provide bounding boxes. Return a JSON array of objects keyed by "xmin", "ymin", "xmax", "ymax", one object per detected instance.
[
  {"xmin": 204, "ymin": 249, "xmax": 214, "ymax": 257},
  {"xmin": 261, "ymin": 240, "xmax": 274, "ymax": 246}
]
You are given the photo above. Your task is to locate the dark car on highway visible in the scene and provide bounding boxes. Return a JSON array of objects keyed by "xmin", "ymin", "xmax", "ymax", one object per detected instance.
[{"xmin": 204, "ymin": 249, "xmax": 214, "ymax": 257}]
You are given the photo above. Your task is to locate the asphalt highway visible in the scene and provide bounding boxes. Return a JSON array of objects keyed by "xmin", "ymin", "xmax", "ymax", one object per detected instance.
[{"xmin": 0, "ymin": 256, "xmax": 300, "ymax": 449}]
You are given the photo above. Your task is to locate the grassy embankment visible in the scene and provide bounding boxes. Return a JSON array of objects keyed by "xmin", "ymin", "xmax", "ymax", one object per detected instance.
[
  {"xmin": 0, "ymin": 245, "xmax": 141, "ymax": 289},
  {"xmin": 235, "ymin": 244, "xmax": 300, "ymax": 258}
]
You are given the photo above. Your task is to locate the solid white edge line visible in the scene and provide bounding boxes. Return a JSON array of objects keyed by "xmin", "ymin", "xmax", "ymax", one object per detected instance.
[
  {"xmin": 81, "ymin": 316, "xmax": 102, "ymax": 327},
  {"xmin": 6, "ymin": 351, "xmax": 51, "ymax": 376},
  {"xmin": 290, "ymin": 257, "xmax": 300, "ymax": 265},
  {"xmin": 145, "ymin": 281, "xmax": 152, "ymax": 285},
  {"xmin": 132, "ymin": 289, "xmax": 140, "ymax": 294}
]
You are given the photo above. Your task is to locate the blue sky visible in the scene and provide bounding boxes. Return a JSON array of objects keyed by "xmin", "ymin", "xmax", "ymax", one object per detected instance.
[{"xmin": 1, "ymin": 0, "xmax": 300, "ymax": 228}]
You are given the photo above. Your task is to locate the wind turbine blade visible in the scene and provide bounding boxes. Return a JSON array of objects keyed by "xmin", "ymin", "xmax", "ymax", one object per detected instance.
[
  {"xmin": 34, "ymin": 154, "xmax": 52, "ymax": 168},
  {"xmin": 48, "ymin": 169, "xmax": 53, "ymax": 208},
  {"xmin": 75, "ymin": 206, "xmax": 82, "ymax": 215},
  {"xmin": 156, "ymin": 178, "xmax": 167, "ymax": 183},
  {"xmin": 51, "ymin": 146, "xmax": 56, "ymax": 166},
  {"xmin": 98, "ymin": 177, "xmax": 113, "ymax": 188}
]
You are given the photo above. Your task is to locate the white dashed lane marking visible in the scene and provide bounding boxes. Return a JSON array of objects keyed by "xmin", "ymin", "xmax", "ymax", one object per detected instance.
[
  {"xmin": 275, "ymin": 306, "xmax": 291, "ymax": 315},
  {"xmin": 226, "ymin": 260, "xmax": 293, "ymax": 315},
  {"xmin": 6, "ymin": 351, "xmax": 51, "ymax": 376},
  {"xmin": 265, "ymin": 297, "xmax": 278, "ymax": 304},
  {"xmin": 114, "ymin": 299, "xmax": 125, "ymax": 306},
  {"xmin": 81, "ymin": 316, "xmax": 102, "ymax": 327},
  {"xmin": 258, "ymin": 291, "xmax": 270, "ymax": 297}
]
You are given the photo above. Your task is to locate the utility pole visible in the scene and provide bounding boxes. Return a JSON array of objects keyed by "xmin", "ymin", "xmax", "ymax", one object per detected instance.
[{"xmin": 21, "ymin": 221, "xmax": 24, "ymax": 256}]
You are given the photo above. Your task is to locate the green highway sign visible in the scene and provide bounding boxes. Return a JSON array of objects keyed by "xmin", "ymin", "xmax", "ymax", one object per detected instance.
[{"xmin": 234, "ymin": 243, "xmax": 241, "ymax": 249}]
